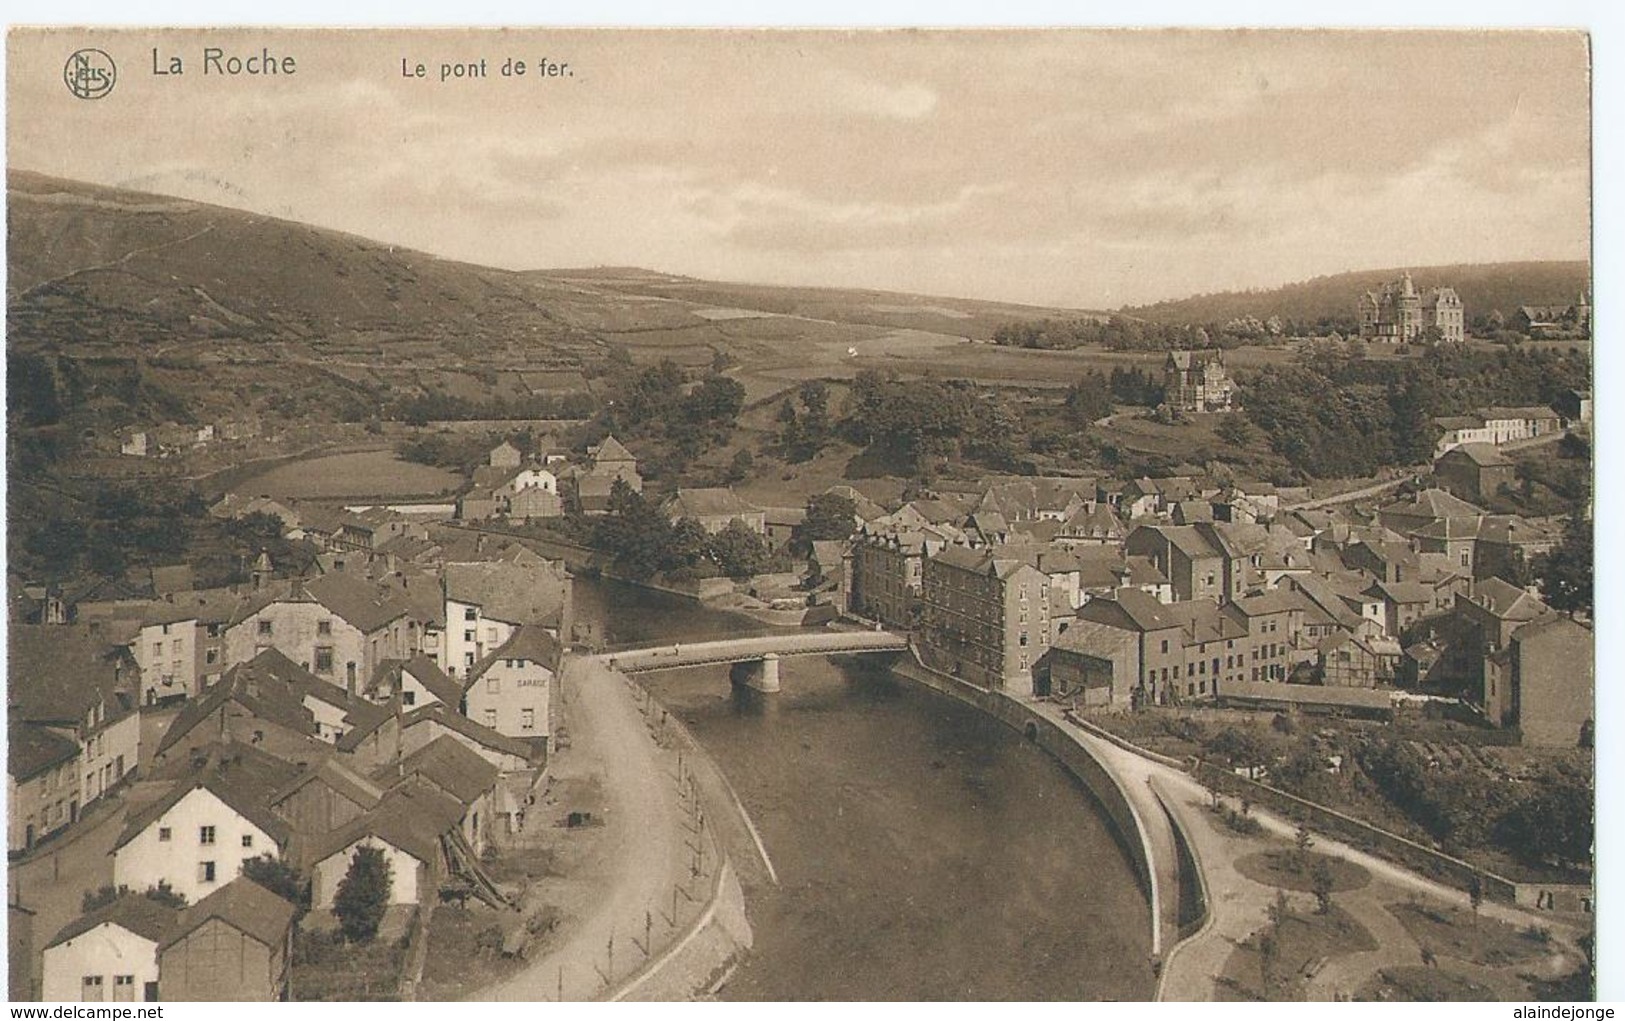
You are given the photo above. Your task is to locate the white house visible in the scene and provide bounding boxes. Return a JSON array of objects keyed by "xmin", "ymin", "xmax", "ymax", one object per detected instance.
[
  {"xmin": 441, "ymin": 560, "xmax": 569, "ymax": 678},
  {"xmin": 111, "ymin": 779, "xmax": 289, "ymax": 904},
  {"xmin": 41, "ymin": 896, "xmax": 178, "ymax": 1002},
  {"xmin": 462, "ymin": 627, "xmax": 559, "ymax": 744},
  {"xmin": 309, "ymin": 831, "xmax": 428, "ymax": 910}
]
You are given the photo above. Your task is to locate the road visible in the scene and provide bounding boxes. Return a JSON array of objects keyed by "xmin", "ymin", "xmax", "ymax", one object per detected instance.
[{"xmin": 480, "ymin": 655, "xmax": 689, "ymax": 1001}]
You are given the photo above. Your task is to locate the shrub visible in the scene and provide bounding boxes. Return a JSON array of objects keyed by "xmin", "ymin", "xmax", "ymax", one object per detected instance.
[{"xmin": 334, "ymin": 846, "xmax": 393, "ymax": 943}]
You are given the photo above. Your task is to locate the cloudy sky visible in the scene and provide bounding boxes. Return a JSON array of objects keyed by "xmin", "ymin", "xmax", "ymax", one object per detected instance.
[{"xmin": 7, "ymin": 28, "xmax": 1591, "ymax": 308}]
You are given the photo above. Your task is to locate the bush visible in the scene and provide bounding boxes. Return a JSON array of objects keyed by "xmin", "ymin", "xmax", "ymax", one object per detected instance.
[{"xmin": 334, "ymin": 845, "xmax": 393, "ymax": 943}]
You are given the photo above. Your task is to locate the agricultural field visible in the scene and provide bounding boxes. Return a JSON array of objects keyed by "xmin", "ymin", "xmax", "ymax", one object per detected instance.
[{"xmin": 242, "ymin": 448, "xmax": 464, "ymax": 500}]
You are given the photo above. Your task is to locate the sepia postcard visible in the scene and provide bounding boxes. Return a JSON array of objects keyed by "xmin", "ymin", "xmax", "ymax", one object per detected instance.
[{"xmin": 3, "ymin": 26, "xmax": 1598, "ymax": 1004}]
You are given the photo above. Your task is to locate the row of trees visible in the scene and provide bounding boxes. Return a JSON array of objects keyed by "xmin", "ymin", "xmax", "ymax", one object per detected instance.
[
  {"xmin": 1240, "ymin": 345, "xmax": 1592, "ymax": 478},
  {"xmin": 591, "ymin": 479, "xmax": 777, "ymax": 581}
]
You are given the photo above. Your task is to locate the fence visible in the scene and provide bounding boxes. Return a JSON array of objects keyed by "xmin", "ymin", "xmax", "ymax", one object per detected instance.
[{"xmin": 1191, "ymin": 759, "xmax": 1534, "ymax": 903}]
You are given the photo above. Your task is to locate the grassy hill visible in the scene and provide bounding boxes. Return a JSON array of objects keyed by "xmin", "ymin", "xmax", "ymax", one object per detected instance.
[
  {"xmin": 8, "ymin": 171, "xmax": 1109, "ymax": 430},
  {"xmin": 1122, "ymin": 261, "xmax": 1592, "ymax": 328}
]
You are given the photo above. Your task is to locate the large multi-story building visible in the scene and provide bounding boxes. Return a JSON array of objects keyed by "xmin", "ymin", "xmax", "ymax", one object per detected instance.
[
  {"xmin": 920, "ymin": 546, "xmax": 1055, "ymax": 692},
  {"xmin": 1357, "ymin": 272, "xmax": 1464, "ymax": 343},
  {"xmin": 1163, "ymin": 350, "xmax": 1234, "ymax": 413}
]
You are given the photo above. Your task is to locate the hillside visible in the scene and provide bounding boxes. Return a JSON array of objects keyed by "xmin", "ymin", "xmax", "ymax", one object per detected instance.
[
  {"xmin": 1122, "ymin": 261, "xmax": 1592, "ymax": 328},
  {"xmin": 8, "ymin": 171, "xmax": 1106, "ymax": 433}
]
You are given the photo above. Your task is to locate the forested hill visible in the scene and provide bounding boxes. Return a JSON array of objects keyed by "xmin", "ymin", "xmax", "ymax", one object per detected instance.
[{"xmin": 1124, "ymin": 261, "xmax": 1591, "ymax": 328}]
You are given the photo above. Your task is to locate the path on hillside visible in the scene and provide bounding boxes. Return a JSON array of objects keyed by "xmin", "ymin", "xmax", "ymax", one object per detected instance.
[{"xmin": 480, "ymin": 656, "xmax": 688, "ymax": 1001}]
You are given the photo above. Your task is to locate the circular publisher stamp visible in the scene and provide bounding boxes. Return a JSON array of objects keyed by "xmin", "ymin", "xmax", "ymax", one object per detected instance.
[{"xmin": 64, "ymin": 48, "xmax": 117, "ymax": 100}]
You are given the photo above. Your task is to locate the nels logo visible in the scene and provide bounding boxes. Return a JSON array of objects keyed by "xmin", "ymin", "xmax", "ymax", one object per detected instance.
[{"xmin": 64, "ymin": 48, "xmax": 117, "ymax": 100}]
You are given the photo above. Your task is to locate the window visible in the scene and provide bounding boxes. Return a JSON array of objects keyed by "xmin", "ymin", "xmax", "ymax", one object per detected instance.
[
  {"xmin": 465, "ymin": 607, "xmax": 478, "ymax": 621},
  {"xmin": 403, "ymin": 690, "xmax": 416, "ymax": 706},
  {"xmin": 242, "ymin": 834, "xmax": 254, "ymax": 848},
  {"xmin": 314, "ymin": 646, "xmax": 334, "ymax": 673},
  {"xmin": 158, "ymin": 827, "xmax": 172, "ymax": 842},
  {"xmin": 205, "ymin": 648, "xmax": 219, "ymax": 665},
  {"xmin": 465, "ymin": 652, "xmax": 476, "ymax": 667},
  {"xmin": 521, "ymin": 708, "xmax": 535, "ymax": 731},
  {"xmin": 318, "ymin": 619, "xmax": 332, "ymax": 636},
  {"xmin": 81, "ymin": 975, "xmax": 104, "ymax": 1002},
  {"xmin": 1160, "ymin": 639, "xmax": 1169, "ymax": 654},
  {"xmin": 464, "ymin": 630, "xmax": 475, "ymax": 643},
  {"xmin": 199, "ymin": 861, "xmax": 216, "ymax": 883},
  {"xmin": 113, "ymin": 976, "xmax": 134, "ymax": 1003},
  {"xmin": 200, "ymin": 825, "xmax": 216, "ymax": 845},
  {"xmin": 1460, "ymin": 551, "xmax": 1470, "ymax": 567},
  {"xmin": 257, "ymin": 619, "xmax": 273, "ymax": 635},
  {"xmin": 487, "ymin": 677, "xmax": 501, "ymax": 694},
  {"xmin": 484, "ymin": 709, "xmax": 498, "ymax": 728}
]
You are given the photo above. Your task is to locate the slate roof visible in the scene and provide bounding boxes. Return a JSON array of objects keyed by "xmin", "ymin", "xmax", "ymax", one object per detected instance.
[
  {"xmin": 665, "ymin": 487, "xmax": 762, "ymax": 520},
  {"xmin": 269, "ymin": 757, "xmax": 385, "ymax": 815},
  {"xmin": 590, "ymin": 435, "xmax": 636, "ymax": 464},
  {"xmin": 1441, "ymin": 443, "xmax": 1511, "ymax": 467},
  {"xmin": 8, "ymin": 624, "xmax": 136, "ymax": 728},
  {"xmin": 372, "ymin": 654, "xmax": 464, "ymax": 708},
  {"xmin": 376, "ymin": 735, "xmax": 499, "ymax": 806},
  {"xmin": 156, "ymin": 651, "xmax": 320, "ymax": 755},
  {"xmin": 8, "ymin": 720, "xmax": 80, "ymax": 782},
  {"xmin": 395, "ymin": 705, "xmax": 536, "ymax": 762},
  {"xmin": 1051, "ymin": 618, "xmax": 1137, "ymax": 657},
  {"xmin": 468, "ymin": 626, "xmax": 562, "ymax": 686},
  {"xmin": 114, "ymin": 766, "xmax": 294, "ymax": 852},
  {"xmin": 1076, "ymin": 588, "xmax": 1179, "ymax": 633},
  {"xmin": 302, "ymin": 572, "xmax": 410, "ymax": 634},
  {"xmin": 444, "ymin": 560, "xmax": 567, "ymax": 626},
  {"xmin": 44, "ymin": 895, "xmax": 181, "ymax": 951},
  {"xmin": 1469, "ymin": 578, "xmax": 1550, "ymax": 619},
  {"xmin": 159, "ymin": 878, "xmax": 297, "ymax": 952}
]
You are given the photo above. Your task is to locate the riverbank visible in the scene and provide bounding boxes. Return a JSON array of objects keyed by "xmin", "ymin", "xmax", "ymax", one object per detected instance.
[{"xmin": 473, "ymin": 655, "xmax": 748, "ymax": 1001}]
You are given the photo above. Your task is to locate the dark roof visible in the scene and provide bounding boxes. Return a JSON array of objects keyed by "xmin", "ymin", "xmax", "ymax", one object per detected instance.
[
  {"xmin": 1076, "ymin": 588, "xmax": 1179, "ymax": 632},
  {"xmin": 45, "ymin": 895, "xmax": 181, "ymax": 951},
  {"xmin": 269, "ymin": 757, "xmax": 385, "ymax": 814},
  {"xmin": 159, "ymin": 878, "xmax": 297, "ymax": 952},
  {"xmin": 302, "ymin": 572, "xmax": 410, "ymax": 633},
  {"xmin": 7, "ymin": 624, "xmax": 136, "ymax": 727},
  {"xmin": 376, "ymin": 734, "xmax": 499, "ymax": 805},
  {"xmin": 1470, "ymin": 578, "xmax": 1549, "ymax": 619},
  {"xmin": 590, "ymin": 435, "xmax": 636, "ymax": 463},
  {"xmin": 469, "ymin": 626, "xmax": 561, "ymax": 684},
  {"xmin": 665, "ymin": 487, "xmax": 762, "ymax": 520},
  {"xmin": 373, "ymin": 654, "xmax": 464, "ymax": 708},
  {"xmin": 1051, "ymin": 618, "xmax": 1137, "ymax": 657},
  {"xmin": 1439, "ymin": 443, "xmax": 1511, "ymax": 468},
  {"xmin": 115, "ymin": 765, "xmax": 293, "ymax": 852},
  {"xmin": 8, "ymin": 720, "xmax": 80, "ymax": 782},
  {"xmin": 305, "ymin": 790, "xmax": 453, "ymax": 871},
  {"xmin": 156, "ymin": 650, "xmax": 320, "ymax": 755},
  {"xmin": 444, "ymin": 560, "xmax": 568, "ymax": 627},
  {"xmin": 397, "ymin": 705, "xmax": 537, "ymax": 762}
]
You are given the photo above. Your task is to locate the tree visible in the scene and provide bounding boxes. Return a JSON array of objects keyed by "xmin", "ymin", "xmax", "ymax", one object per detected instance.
[
  {"xmin": 1533, "ymin": 512, "xmax": 1593, "ymax": 615},
  {"xmin": 1309, "ymin": 860, "xmax": 1335, "ymax": 915},
  {"xmin": 592, "ymin": 479, "xmax": 675, "ymax": 580},
  {"xmin": 1215, "ymin": 414, "xmax": 1254, "ymax": 448},
  {"xmin": 1063, "ymin": 372, "xmax": 1114, "ymax": 426},
  {"xmin": 243, "ymin": 853, "xmax": 310, "ymax": 919},
  {"xmin": 143, "ymin": 880, "xmax": 188, "ymax": 910},
  {"xmin": 800, "ymin": 492, "xmax": 858, "ymax": 554},
  {"xmin": 708, "ymin": 519, "xmax": 771, "ymax": 579},
  {"xmin": 725, "ymin": 447, "xmax": 754, "ymax": 484},
  {"xmin": 334, "ymin": 845, "xmax": 392, "ymax": 943}
]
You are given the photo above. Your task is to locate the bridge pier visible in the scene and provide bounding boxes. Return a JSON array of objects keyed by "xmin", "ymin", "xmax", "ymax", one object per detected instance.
[{"xmin": 729, "ymin": 653, "xmax": 781, "ymax": 693}]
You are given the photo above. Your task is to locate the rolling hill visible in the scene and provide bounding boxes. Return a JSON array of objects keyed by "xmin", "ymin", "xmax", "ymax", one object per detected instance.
[
  {"xmin": 7, "ymin": 170, "xmax": 1104, "ymax": 430},
  {"xmin": 1122, "ymin": 261, "xmax": 1592, "ymax": 327}
]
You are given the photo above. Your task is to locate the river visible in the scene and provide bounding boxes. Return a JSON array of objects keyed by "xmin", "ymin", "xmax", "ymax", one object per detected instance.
[{"xmin": 573, "ymin": 577, "xmax": 1154, "ymax": 1000}]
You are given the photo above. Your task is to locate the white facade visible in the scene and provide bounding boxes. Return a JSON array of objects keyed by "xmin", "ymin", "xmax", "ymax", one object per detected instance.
[
  {"xmin": 310, "ymin": 836, "xmax": 424, "ymax": 908},
  {"xmin": 81, "ymin": 713, "xmax": 141, "ymax": 807},
  {"xmin": 112, "ymin": 787, "xmax": 278, "ymax": 903},
  {"xmin": 463, "ymin": 659, "xmax": 553, "ymax": 741},
  {"xmin": 442, "ymin": 600, "xmax": 519, "ymax": 679},
  {"xmin": 225, "ymin": 601, "xmax": 366, "ymax": 691},
  {"xmin": 42, "ymin": 923, "xmax": 160, "ymax": 1002},
  {"xmin": 134, "ymin": 620, "xmax": 199, "ymax": 703},
  {"xmin": 398, "ymin": 664, "xmax": 450, "ymax": 710}
]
